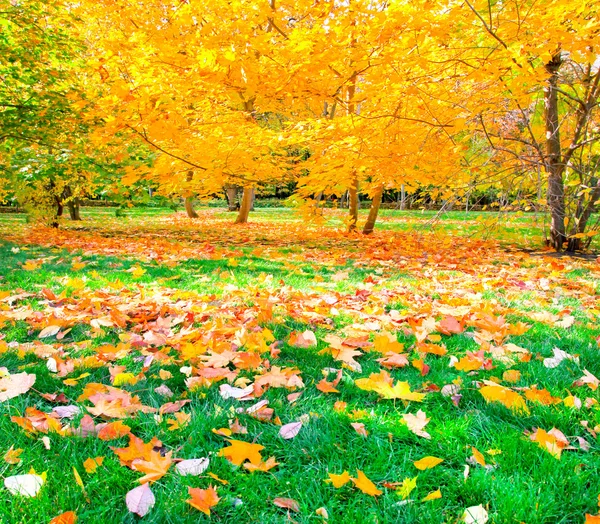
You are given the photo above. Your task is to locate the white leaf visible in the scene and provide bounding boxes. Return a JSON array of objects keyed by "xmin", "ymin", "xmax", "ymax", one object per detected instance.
[
  {"xmin": 4, "ymin": 474, "xmax": 44, "ymax": 497},
  {"xmin": 175, "ymin": 458, "xmax": 210, "ymax": 476},
  {"xmin": 0, "ymin": 372, "xmax": 36, "ymax": 402},
  {"xmin": 38, "ymin": 325, "xmax": 61, "ymax": 339},
  {"xmin": 279, "ymin": 421, "xmax": 303, "ymax": 440},
  {"xmin": 219, "ymin": 384, "xmax": 254, "ymax": 400},
  {"xmin": 543, "ymin": 347, "xmax": 579, "ymax": 369},
  {"xmin": 52, "ymin": 405, "xmax": 81, "ymax": 419},
  {"xmin": 462, "ymin": 504, "xmax": 488, "ymax": 524},
  {"xmin": 126, "ymin": 483, "xmax": 155, "ymax": 517}
]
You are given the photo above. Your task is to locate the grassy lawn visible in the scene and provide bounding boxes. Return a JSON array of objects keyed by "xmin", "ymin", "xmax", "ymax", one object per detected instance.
[{"xmin": 1, "ymin": 207, "xmax": 599, "ymax": 523}]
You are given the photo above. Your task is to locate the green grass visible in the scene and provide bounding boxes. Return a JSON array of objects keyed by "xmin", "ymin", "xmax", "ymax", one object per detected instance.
[{"xmin": 1, "ymin": 208, "xmax": 600, "ymax": 523}]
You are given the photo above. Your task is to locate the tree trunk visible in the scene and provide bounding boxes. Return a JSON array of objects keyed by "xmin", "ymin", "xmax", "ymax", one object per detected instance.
[
  {"xmin": 184, "ymin": 170, "xmax": 198, "ymax": 218},
  {"xmin": 348, "ymin": 177, "xmax": 359, "ymax": 232},
  {"xmin": 363, "ymin": 186, "xmax": 383, "ymax": 234},
  {"xmin": 225, "ymin": 185, "xmax": 239, "ymax": 211},
  {"xmin": 544, "ymin": 55, "xmax": 566, "ymax": 250},
  {"xmin": 236, "ymin": 187, "xmax": 254, "ymax": 224},
  {"xmin": 67, "ymin": 199, "xmax": 81, "ymax": 220},
  {"xmin": 184, "ymin": 197, "xmax": 198, "ymax": 218}
]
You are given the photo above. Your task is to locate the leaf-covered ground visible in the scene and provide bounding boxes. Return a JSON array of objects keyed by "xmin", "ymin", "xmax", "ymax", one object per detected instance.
[{"xmin": 1, "ymin": 208, "xmax": 600, "ymax": 523}]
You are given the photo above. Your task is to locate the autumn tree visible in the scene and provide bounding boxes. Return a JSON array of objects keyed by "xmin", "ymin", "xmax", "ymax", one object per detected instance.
[{"xmin": 443, "ymin": 0, "xmax": 600, "ymax": 250}]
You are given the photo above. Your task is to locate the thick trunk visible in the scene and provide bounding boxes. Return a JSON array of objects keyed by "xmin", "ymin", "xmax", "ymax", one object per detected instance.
[
  {"xmin": 184, "ymin": 170, "xmax": 198, "ymax": 218},
  {"xmin": 235, "ymin": 187, "xmax": 254, "ymax": 224},
  {"xmin": 184, "ymin": 197, "xmax": 198, "ymax": 218},
  {"xmin": 225, "ymin": 185, "xmax": 239, "ymax": 211},
  {"xmin": 348, "ymin": 177, "xmax": 359, "ymax": 232},
  {"xmin": 363, "ymin": 186, "xmax": 383, "ymax": 234},
  {"xmin": 67, "ymin": 199, "xmax": 81, "ymax": 221},
  {"xmin": 544, "ymin": 55, "xmax": 566, "ymax": 250}
]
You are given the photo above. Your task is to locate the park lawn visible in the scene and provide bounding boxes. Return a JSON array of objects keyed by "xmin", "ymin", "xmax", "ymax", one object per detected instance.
[{"xmin": 0, "ymin": 207, "xmax": 600, "ymax": 523}]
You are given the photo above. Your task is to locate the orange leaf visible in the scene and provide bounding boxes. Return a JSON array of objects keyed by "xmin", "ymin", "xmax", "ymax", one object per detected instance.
[
  {"xmin": 49, "ymin": 512, "xmax": 77, "ymax": 524},
  {"xmin": 131, "ymin": 451, "xmax": 172, "ymax": 484},
  {"xmin": 98, "ymin": 421, "xmax": 131, "ymax": 441},
  {"xmin": 218, "ymin": 439, "xmax": 264, "ymax": 466},
  {"xmin": 187, "ymin": 486, "xmax": 219, "ymax": 515}
]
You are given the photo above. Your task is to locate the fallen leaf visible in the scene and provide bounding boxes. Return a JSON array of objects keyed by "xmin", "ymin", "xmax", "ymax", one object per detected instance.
[
  {"xmin": 413, "ymin": 456, "xmax": 443, "ymax": 470},
  {"xmin": 351, "ymin": 470, "xmax": 382, "ymax": 496},
  {"xmin": 49, "ymin": 512, "xmax": 77, "ymax": 524},
  {"xmin": 543, "ymin": 347, "xmax": 579, "ymax": 369},
  {"xmin": 0, "ymin": 372, "xmax": 36, "ymax": 402},
  {"xmin": 402, "ymin": 410, "xmax": 431, "ymax": 439},
  {"xmin": 176, "ymin": 457, "xmax": 210, "ymax": 476},
  {"xmin": 4, "ymin": 446, "xmax": 23, "ymax": 464},
  {"xmin": 326, "ymin": 470, "xmax": 351, "ymax": 488},
  {"xmin": 126, "ymin": 483, "xmax": 155, "ymax": 517},
  {"xmin": 279, "ymin": 421, "xmax": 303, "ymax": 440},
  {"xmin": 187, "ymin": 486, "xmax": 220, "ymax": 515},
  {"xmin": 462, "ymin": 504, "xmax": 488, "ymax": 524},
  {"xmin": 4, "ymin": 473, "xmax": 45, "ymax": 496},
  {"xmin": 422, "ymin": 489, "xmax": 442, "ymax": 501},
  {"xmin": 273, "ymin": 497, "xmax": 300, "ymax": 512},
  {"xmin": 218, "ymin": 438, "xmax": 264, "ymax": 466}
]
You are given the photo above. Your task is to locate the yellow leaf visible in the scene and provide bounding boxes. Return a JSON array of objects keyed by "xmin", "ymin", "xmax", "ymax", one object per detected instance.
[
  {"xmin": 218, "ymin": 439, "xmax": 264, "ymax": 466},
  {"xmin": 413, "ymin": 456, "xmax": 444, "ymax": 470},
  {"xmin": 396, "ymin": 476, "xmax": 418, "ymax": 499},
  {"xmin": 113, "ymin": 373, "xmax": 138, "ymax": 386},
  {"xmin": 351, "ymin": 470, "xmax": 382, "ymax": 496},
  {"xmin": 325, "ymin": 470, "xmax": 351, "ymax": 488},
  {"xmin": 422, "ymin": 489, "xmax": 442, "ymax": 501},
  {"xmin": 479, "ymin": 384, "xmax": 529, "ymax": 413}
]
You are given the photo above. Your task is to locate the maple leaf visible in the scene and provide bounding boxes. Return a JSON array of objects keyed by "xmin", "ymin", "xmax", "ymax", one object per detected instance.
[
  {"xmin": 132, "ymin": 450, "xmax": 173, "ymax": 484},
  {"xmin": 187, "ymin": 486, "xmax": 220, "ymax": 515},
  {"xmin": 402, "ymin": 410, "xmax": 431, "ymax": 439},
  {"xmin": 83, "ymin": 456, "xmax": 104, "ymax": 474},
  {"xmin": 355, "ymin": 371, "xmax": 425, "ymax": 402},
  {"xmin": 243, "ymin": 456, "xmax": 279, "ymax": 473},
  {"xmin": 325, "ymin": 471, "xmax": 351, "ymax": 488},
  {"xmin": 0, "ymin": 371, "xmax": 36, "ymax": 402},
  {"xmin": 396, "ymin": 476, "xmax": 417, "ymax": 499},
  {"xmin": 351, "ymin": 470, "xmax": 382, "ymax": 496},
  {"xmin": 529, "ymin": 428, "xmax": 570, "ymax": 459},
  {"xmin": 98, "ymin": 421, "xmax": 131, "ymax": 441},
  {"xmin": 479, "ymin": 383, "xmax": 529, "ymax": 414},
  {"xmin": 4, "ymin": 446, "xmax": 23, "ymax": 465},
  {"xmin": 112, "ymin": 435, "xmax": 157, "ymax": 467},
  {"xmin": 218, "ymin": 439, "xmax": 264, "ymax": 466}
]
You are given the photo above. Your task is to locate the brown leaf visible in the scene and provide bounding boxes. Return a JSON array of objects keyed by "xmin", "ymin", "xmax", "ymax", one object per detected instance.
[{"xmin": 273, "ymin": 497, "xmax": 300, "ymax": 512}]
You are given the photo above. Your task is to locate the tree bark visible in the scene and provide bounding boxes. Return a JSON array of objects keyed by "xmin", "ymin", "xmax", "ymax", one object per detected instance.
[
  {"xmin": 67, "ymin": 199, "xmax": 81, "ymax": 220},
  {"xmin": 235, "ymin": 187, "xmax": 254, "ymax": 224},
  {"xmin": 544, "ymin": 55, "xmax": 566, "ymax": 250},
  {"xmin": 184, "ymin": 170, "xmax": 198, "ymax": 218},
  {"xmin": 348, "ymin": 177, "xmax": 359, "ymax": 232},
  {"xmin": 363, "ymin": 186, "xmax": 383, "ymax": 234},
  {"xmin": 225, "ymin": 185, "xmax": 239, "ymax": 211}
]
